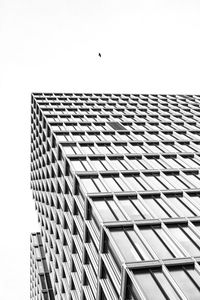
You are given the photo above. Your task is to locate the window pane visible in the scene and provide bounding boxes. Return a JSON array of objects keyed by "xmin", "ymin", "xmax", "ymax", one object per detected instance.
[
  {"xmin": 98, "ymin": 146, "xmax": 113, "ymax": 154},
  {"xmin": 164, "ymin": 175, "xmax": 187, "ymax": 189},
  {"xmin": 93, "ymin": 178, "xmax": 107, "ymax": 192},
  {"xmin": 129, "ymin": 145, "xmax": 146, "ymax": 153},
  {"xmin": 166, "ymin": 196, "xmax": 195, "ymax": 217},
  {"xmin": 120, "ymin": 199, "xmax": 148, "ymax": 220},
  {"xmin": 144, "ymin": 198, "xmax": 170, "ymax": 218},
  {"xmin": 93, "ymin": 201, "xmax": 116, "ymax": 222},
  {"xmin": 63, "ymin": 145, "xmax": 76, "ymax": 154},
  {"xmin": 90, "ymin": 160, "xmax": 107, "ymax": 171},
  {"xmin": 115, "ymin": 177, "xmax": 130, "ymax": 191},
  {"xmin": 140, "ymin": 226, "xmax": 176, "ymax": 259},
  {"xmin": 109, "ymin": 230, "xmax": 141, "ymax": 262},
  {"xmin": 103, "ymin": 177, "xmax": 123, "ymax": 192},
  {"xmin": 109, "ymin": 159, "xmax": 127, "ymax": 170},
  {"xmin": 125, "ymin": 175, "xmax": 149, "ymax": 191},
  {"xmin": 128, "ymin": 158, "xmax": 147, "ymax": 170},
  {"xmin": 114, "ymin": 145, "xmax": 130, "ymax": 154},
  {"xmin": 186, "ymin": 174, "xmax": 200, "ymax": 188},
  {"xmin": 134, "ymin": 270, "xmax": 167, "ymax": 300},
  {"xmin": 109, "ymin": 228, "xmax": 152, "ymax": 262},
  {"xmin": 127, "ymin": 230, "xmax": 152, "ymax": 260},
  {"xmin": 82, "ymin": 160, "xmax": 93, "ymax": 171},
  {"xmin": 168, "ymin": 225, "xmax": 200, "ymax": 256},
  {"xmin": 189, "ymin": 195, "xmax": 200, "ymax": 208},
  {"xmin": 144, "ymin": 175, "xmax": 166, "ymax": 190},
  {"xmin": 145, "ymin": 158, "xmax": 164, "ymax": 169},
  {"xmin": 105, "ymin": 199, "xmax": 127, "ymax": 221},
  {"xmin": 71, "ymin": 160, "xmax": 85, "ymax": 171},
  {"xmin": 154, "ymin": 271, "xmax": 180, "ymax": 300},
  {"xmin": 81, "ymin": 178, "xmax": 98, "ymax": 193},
  {"xmin": 164, "ymin": 158, "xmax": 183, "ymax": 168},
  {"xmin": 169, "ymin": 266, "xmax": 200, "ymax": 300},
  {"xmin": 183, "ymin": 158, "xmax": 200, "ymax": 168}
]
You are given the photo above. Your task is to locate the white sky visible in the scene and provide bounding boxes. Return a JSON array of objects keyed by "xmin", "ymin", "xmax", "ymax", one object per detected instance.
[{"xmin": 0, "ymin": 0, "xmax": 200, "ymax": 299}]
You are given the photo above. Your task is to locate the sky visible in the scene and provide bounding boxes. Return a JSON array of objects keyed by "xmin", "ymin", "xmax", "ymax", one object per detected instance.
[{"xmin": 0, "ymin": 0, "xmax": 200, "ymax": 299}]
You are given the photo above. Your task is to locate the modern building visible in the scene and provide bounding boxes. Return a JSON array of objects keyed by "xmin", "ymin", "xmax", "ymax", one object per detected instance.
[
  {"xmin": 30, "ymin": 232, "xmax": 54, "ymax": 300},
  {"xmin": 31, "ymin": 93, "xmax": 200, "ymax": 300}
]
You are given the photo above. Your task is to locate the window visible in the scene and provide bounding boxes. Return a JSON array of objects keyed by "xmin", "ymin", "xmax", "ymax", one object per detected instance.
[
  {"xmin": 87, "ymin": 132, "xmax": 102, "ymax": 141},
  {"xmin": 119, "ymin": 196, "xmax": 151, "ymax": 220},
  {"xmin": 70, "ymin": 159, "xmax": 93, "ymax": 172},
  {"xmin": 94, "ymin": 123, "xmax": 108, "ymax": 130},
  {"xmin": 184, "ymin": 172, "xmax": 200, "ymax": 188},
  {"xmin": 79, "ymin": 143, "xmax": 99, "ymax": 154},
  {"xmin": 71, "ymin": 133, "xmax": 85, "ymax": 141},
  {"xmin": 143, "ymin": 173, "xmax": 169, "ymax": 190},
  {"xmin": 188, "ymin": 193, "xmax": 200, "ymax": 209},
  {"xmin": 93, "ymin": 198, "xmax": 127, "ymax": 222},
  {"xmin": 108, "ymin": 122, "xmax": 126, "ymax": 131},
  {"xmin": 144, "ymin": 157, "xmax": 166, "ymax": 169},
  {"xmin": 142, "ymin": 195, "xmax": 177, "ymax": 218},
  {"xmin": 163, "ymin": 172, "xmax": 189, "ymax": 189},
  {"xmin": 113, "ymin": 144, "xmax": 131, "ymax": 154},
  {"xmin": 109, "ymin": 227, "xmax": 153, "ymax": 263},
  {"xmin": 65, "ymin": 123, "xmax": 78, "ymax": 130},
  {"xmin": 168, "ymin": 265, "xmax": 200, "ymax": 300},
  {"xmin": 127, "ymin": 157, "xmax": 147, "ymax": 169},
  {"xmin": 193, "ymin": 222, "xmax": 200, "ymax": 232},
  {"xmin": 167, "ymin": 224, "xmax": 200, "ymax": 257},
  {"xmin": 103, "ymin": 175, "xmax": 129, "ymax": 192},
  {"xmin": 56, "ymin": 134, "xmax": 69, "ymax": 142},
  {"xmin": 181, "ymin": 156, "xmax": 200, "ymax": 168},
  {"xmin": 89, "ymin": 158, "xmax": 112, "ymax": 171},
  {"xmin": 81, "ymin": 177, "xmax": 107, "ymax": 193},
  {"xmin": 124, "ymin": 174, "xmax": 151, "ymax": 191},
  {"xmin": 108, "ymin": 157, "xmax": 131, "ymax": 170},
  {"xmin": 133, "ymin": 268, "xmax": 179, "ymax": 300},
  {"xmin": 97, "ymin": 144, "xmax": 116, "ymax": 154},
  {"xmin": 79, "ymin": 123, "xmax": 93, "ymax": 130},
  {"xmin": 129, "ymin": 143, "xmax": 148, "ymax": 154},
  {"xmin": 118, "ymin": 132, "xmax": 133, "ymax": 141},
  {"xmin": 145, "ymin": 143, "xmax": 165, "ymax": 153},
  {"xmin": 177, "ymin": 142, "xmax": 196, "ymax": 152},
  {"xmin": 139, "ymin": 225, "xmax": 183, "ymax": 259},
  {"xmin": 63, "ymin": 144, "xmax": 81, "ymax": 155},
  {"xmin": 162, "ymin": 156, "xmax": 185, "ymax": 168},
  {"xmin": 145, "ymin": 132, "xmax": 161, "ymax": 141},
  {"xmin": 165, "ymin": 195, "xmax": 196, "ymax": 217}
]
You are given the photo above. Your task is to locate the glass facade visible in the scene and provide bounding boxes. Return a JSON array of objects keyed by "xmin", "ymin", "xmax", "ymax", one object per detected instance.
[{"xmin": 31, "ymin": 93, "xmax": 200, "ymax": 300}]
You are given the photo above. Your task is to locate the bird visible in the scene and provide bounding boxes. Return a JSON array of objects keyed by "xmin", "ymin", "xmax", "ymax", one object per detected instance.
[{"xmin": 98, "ymin": 53, "xmax": 101, "ymax": 57}]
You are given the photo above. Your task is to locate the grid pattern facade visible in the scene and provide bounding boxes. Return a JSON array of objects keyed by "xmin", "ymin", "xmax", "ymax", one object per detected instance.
[
  {"xmin": 31, "ymin": 93, "xmax": 200, "ymax": 300},
  {"xmin": 30, "ymin": 233, "xmax": 54, "ymax": 300}
]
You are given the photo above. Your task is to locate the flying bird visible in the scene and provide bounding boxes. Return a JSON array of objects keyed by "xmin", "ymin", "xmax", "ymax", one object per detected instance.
[{"xmin": 98, "ymin": 53, "xmax": 101, "ymax": 57}]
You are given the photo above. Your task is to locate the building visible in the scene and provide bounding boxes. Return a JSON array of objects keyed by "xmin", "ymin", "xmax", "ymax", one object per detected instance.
[
  {"xmin": 30, "ymin": 93, "xmax": 200, "ymax": 300},
  {"xmin": 30, "ymin": 232, "xmax": 54, "ymax": 300}
]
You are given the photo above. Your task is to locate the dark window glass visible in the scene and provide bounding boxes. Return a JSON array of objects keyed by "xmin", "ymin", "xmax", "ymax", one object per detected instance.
[{"xmin": 108, "ymin": 122, "xmax": 126, "ymax": 130}]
